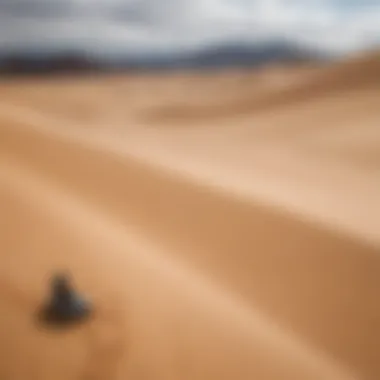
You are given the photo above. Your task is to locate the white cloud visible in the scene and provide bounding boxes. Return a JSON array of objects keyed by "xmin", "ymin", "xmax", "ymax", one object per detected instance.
[{"xmin": 0, "ymin": 0, "xmax": 379, "ymax": 55}]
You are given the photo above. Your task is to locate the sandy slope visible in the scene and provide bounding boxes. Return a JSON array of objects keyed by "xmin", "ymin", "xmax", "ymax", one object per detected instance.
[
  {"xmin": 0, "ymin": 157, "xmax": 354, "ymax": 380},
  {"xmin": 0, "ymin": 52, "xmax": 379, "ymax": 379}
]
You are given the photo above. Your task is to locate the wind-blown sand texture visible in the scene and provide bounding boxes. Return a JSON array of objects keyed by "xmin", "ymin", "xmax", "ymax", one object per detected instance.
[{"xmin": 0, "ymin": 51, "xmax": 379, "ymax": 379}]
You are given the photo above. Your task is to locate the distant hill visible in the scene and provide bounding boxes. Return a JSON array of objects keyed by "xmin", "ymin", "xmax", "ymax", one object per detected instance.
[
  {"xmin": 112, "ymin": 41, "xmax": 321, "ymax": 71},
  {"xmin": 0, "ymin": 41, "xmax": 323, "ymax": 76},
  {"xmin": 0, "ymin": 51, "xmax": 103, "ymax": 76},
  {"xmin": 183, "ymin": 42, "xmax": 318, "ymax": 68}
]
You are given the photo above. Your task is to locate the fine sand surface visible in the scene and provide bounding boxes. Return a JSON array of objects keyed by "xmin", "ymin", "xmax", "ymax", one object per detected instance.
[{"xmin": 0, "ymin": 51, "xmax": 379, "ymax": 379}]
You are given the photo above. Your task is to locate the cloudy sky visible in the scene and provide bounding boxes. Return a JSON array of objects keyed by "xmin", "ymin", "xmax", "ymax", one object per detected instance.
[{"xmin": 0, "ymin": 0, "xmax": 379, "ymax": 56}]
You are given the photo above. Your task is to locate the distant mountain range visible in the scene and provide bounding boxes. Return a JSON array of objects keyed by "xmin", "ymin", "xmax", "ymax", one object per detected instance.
[
  {"xmin": 0, "ymin": 41, "xmax": 325, "ymax": 76},
  {"xmin": 0, "ymin": 51, "xmax": 103, "ymax": 76},
  {"xmin": 105, "ymin": 41, "xmax": 324, "ymax": 70}
]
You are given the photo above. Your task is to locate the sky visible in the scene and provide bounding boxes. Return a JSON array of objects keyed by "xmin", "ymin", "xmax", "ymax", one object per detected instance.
[{"xmin": 0, "ymin": 0, "xmax": 379, "ymax": 56}]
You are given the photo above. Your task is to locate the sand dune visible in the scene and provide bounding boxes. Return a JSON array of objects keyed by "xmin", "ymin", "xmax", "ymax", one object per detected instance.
[
  {"xmin": 0, "ymin": 156, "xmax": 354, "ymax": 380},
  {"xmin": 140, "ymin": 52, "xmax": 380, "ymax": 124},
  {"xmin": 0, "ymin": 52, "xmax": 379, "ymax": 379}
]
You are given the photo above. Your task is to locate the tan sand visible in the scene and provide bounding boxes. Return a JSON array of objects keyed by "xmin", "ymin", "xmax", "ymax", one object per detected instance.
[{"xmin": 0, "ymin": 51, "xmax": 379, "ymax": 379}]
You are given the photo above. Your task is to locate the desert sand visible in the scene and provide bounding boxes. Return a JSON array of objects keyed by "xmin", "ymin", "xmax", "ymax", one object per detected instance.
[{"xmin": 0, "ymin": 51, "xmax": 379, "ymax": 379}]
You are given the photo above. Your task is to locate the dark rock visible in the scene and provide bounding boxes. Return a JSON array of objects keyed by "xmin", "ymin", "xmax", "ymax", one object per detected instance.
[{"xmin": 39, "ymin": 273, "xmax": 92, "ymax": 327}]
